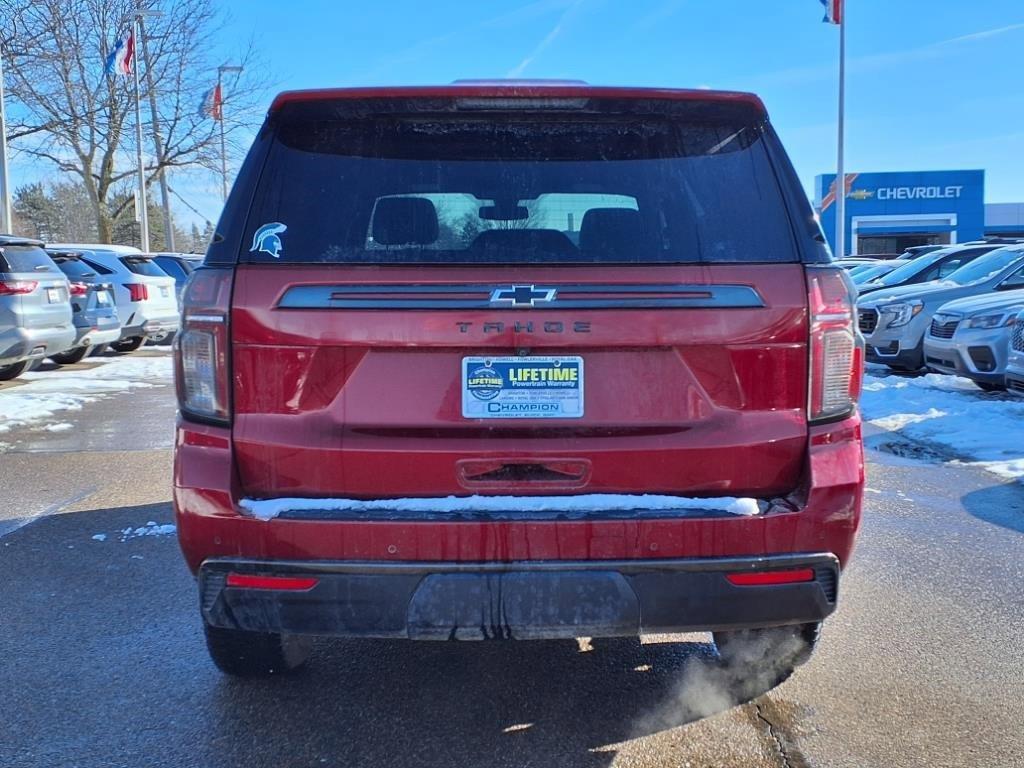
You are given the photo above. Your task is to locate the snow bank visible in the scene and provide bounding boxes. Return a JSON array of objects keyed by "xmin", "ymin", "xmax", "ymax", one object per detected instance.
[
  {"xmin": 0, "ymin": 355, "xmax": 171, "ymax": 433},
  {"xmin": 240, "ymin": 494, "xmax": 762, "ymax": 522},
  {"xmin": 862, "ymin": 371, "xmax": 1024, "ymax": 480}
]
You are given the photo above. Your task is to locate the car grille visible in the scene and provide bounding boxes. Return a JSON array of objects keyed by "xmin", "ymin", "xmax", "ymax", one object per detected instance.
[
  {"xmin": 1013, "ymin": 322, "xmax": 1024, "ymax": 352},
  {"xmin": 858, "ymin": 309, "xmax": 878, "ymax": 335},
  {"xmin": 930, "ymin": 316, "xmax": 960, "ymax": 339}
]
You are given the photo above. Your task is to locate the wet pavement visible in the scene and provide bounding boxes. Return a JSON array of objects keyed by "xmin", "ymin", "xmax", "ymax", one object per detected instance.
[{"xmin": 1, "ymin": 357, "xmax": 1023, "ymax": 767}]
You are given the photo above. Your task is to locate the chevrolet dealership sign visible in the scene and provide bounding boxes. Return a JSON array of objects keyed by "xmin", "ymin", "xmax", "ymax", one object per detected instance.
[
  {"xmin": 875, "ymin": 185, "xmax": 964, "ymax": 200},
  {"xmin": 814, "ymin": 169, "xmax": 985, "ymax": 256}
]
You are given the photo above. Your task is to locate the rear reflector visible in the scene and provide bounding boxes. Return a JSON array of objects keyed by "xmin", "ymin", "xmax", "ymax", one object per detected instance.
[
  {"xmin": 225, "ymin": 573, "xmax": 319, "ymax": 591},
  {"xmin": 69, "ymin": 282, "xmax": 88, "ymax": 296},
  {"xmin": 726, "ymin": 568, "xmax": 815, "ymax": 586}
]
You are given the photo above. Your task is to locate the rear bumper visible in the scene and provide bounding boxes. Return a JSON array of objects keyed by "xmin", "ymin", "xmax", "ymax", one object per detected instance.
[
  {"xmin": 120, "ymin": 313, "xmax": 180, "ymax": 340},
  {"xmin": 0, "ymin": 324, "xmax": 77, "ymax": 365},
  {"xmin": 199, "ymin": 553, "xmax": 839, "ymax": 639}
]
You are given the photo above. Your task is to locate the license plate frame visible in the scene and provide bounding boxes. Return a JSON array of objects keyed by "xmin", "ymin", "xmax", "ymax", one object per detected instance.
[
  {"xmin": 462, "ymin": 356, "xmax": 584, "ymax": 419},
  {"xmin": 46, "ymin": 287, "xmax": 61, "ymax": 303}
]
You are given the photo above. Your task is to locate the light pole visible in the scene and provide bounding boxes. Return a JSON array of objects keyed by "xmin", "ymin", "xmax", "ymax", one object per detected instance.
[
  {"xmin": 217, "ymin": 64, "xmax": 242, "ymax": 201},
  {"xmin": 137, "ymin": 10, "xmax": 174, "ymax": 251},
  {"xmin": 0, "ymin": 41, "xmax": 12, "ymax": 233}
]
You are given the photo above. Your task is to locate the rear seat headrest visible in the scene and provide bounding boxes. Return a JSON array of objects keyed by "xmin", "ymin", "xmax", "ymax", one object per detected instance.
[
  {"xmin": 579, "ymin": 208, "xmax": 642, "ymax": 255},
  {"xmin": 372, "ymin": 197, "xmax": 439, "ymax": 246}
]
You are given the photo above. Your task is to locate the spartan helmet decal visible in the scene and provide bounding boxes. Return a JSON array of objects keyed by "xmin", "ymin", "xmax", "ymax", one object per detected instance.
[{"xmin": 250, "ymin": 222, "xmax": 288, "ymax": 258}]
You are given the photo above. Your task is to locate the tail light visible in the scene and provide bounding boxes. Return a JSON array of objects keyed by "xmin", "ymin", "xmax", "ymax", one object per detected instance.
[
  {"xmin": 126, "ymin": 282, "xmax": 149, "ymax": 302},
  {"xmin": 807, "ymin": 266, "xmax": 864, "ymax": 423},
  {"xmin": 0, "ymin": 280, "xmax": 38, "ymax": 295},
  {"xmin": 174, "ymin": 268, "xmax": 233, "ymax": 424},
  {"xmin": 68, "ymin": 282, "xmax": 88, "ymax": 296}
]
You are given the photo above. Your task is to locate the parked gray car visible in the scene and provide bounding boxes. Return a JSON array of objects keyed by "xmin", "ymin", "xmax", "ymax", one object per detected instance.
[
  {"xmin": 47, "ymin": 250, "xmax": 121, "ymax": 364},
  {"xmin": 923, "ymin": 289, "xmax": 1024, "ymax": 390},
  {"xmin": 858, "ymin": 245, "xmax": 1024, "ymax": 370},
  {"xmin": 0, "ymin": 236, "xmax": 76, "ymax": 380},
  {"xmin": 1006, "ymin": 308, "xmax": 1024, "ymax": 396}
]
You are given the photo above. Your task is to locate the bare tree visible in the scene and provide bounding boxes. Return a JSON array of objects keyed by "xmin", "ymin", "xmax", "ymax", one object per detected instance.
[{"xmin": 0, "ymin": 0, "xmax": 268, "ymax": 245}]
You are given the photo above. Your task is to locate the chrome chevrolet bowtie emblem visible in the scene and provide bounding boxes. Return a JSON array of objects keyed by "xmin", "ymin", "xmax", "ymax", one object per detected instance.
[{"xmin": 489, "ymin": 285, "xmax": 557, "ymax": 307}]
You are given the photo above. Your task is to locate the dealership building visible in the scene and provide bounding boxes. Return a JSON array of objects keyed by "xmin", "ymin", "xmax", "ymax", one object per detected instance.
[{"xmin": 814, "ymin": 170, "xmax": 1024, "ymax": 257}]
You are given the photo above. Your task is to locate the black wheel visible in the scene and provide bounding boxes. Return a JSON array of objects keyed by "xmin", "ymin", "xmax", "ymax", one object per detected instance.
[
  {"xmin": 975, "ymin": 381, "xmax": 1006, "ymax": 393},
  {"xmin": 713, "ymin": 622, "xmax": 821, "ymax": 688},
  {"xmin": 0, "ymin": 360, "xmax": 31, "ymax": 381},
  {"xmin": 110, "ymin": 336, "xmax": 145, "ymax": 354},
  {"xmin": 50, "ymin": 346, "xmax": 91, "ymax": 365},
  {"xmin": 203, "ymin": 623, "xmax": 312, "ymax": 677},
  {"xmin": 89, "ymin": 344, "xmax": 108, "ymax": 357}
]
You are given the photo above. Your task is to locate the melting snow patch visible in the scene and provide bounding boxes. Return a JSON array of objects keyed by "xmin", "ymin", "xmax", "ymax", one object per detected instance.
[
  {"xmin": 118, "ymin": 522, "xmax": 176, "ymax": 541},
  {"xmin": 91, "ymin": 533, "xmax": 107, "ymax": 542},
  {"xmin": 239, "ymin": 494, "xmax": 762, "ymax": 522},
  {"xmin": 45, "ymin": 422, "xmax": 74, "ymax": 432},
  {"xmin": 0, "ymin": 356, "xmax": 171, "ymax": 433},
  {"xmin": 862, "ymin": 371, "xmax": 1024, "ymax": 480}
]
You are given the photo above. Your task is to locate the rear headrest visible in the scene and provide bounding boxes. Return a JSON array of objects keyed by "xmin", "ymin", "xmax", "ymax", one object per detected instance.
[
  {"xmin": 578, "ymin": 208, "xmax": 642, "ymax": 255},
  {"xmin": 471, "ymin": 229, "xmax": 577, "ymax": 256},
  {"xmin": 372, "ymin": 197, "xmax": 439, "ymax": 246}
]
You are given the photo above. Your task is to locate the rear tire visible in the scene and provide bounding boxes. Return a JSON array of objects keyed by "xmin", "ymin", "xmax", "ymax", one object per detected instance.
[
  {"xmin": 110, "ymin": 336, "xmax": 145, "ymax": 354},
  {"xmin": 0, "ymin": 360, "xmax": 31, "ymax": 381},
  {"xmin": 713, "ymin": 622, "xmax": 821, "ymax": 688},
  {"xmin": 203, "ymin": 623, "xmax": 312, "ymax": 677},
  {"xmin": 50, "ymin": 346, "xmax": 91, "ymax": 365},
  {"xmin": 975, "ymin": 381, "xmax": 1005, "ymax": 393}
]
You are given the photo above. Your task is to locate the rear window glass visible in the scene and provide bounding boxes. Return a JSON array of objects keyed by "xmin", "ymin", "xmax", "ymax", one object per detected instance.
[
  {"xmin": 245, "ymin": 116, "xmax": 796, "ymax": 264},
  {"xmin": 120, "ymin": 257, "xmax": 169, "ymax": 277},
  {"xmin": 80, "ymin": 257, "xmax": 115, "ymax": 275},
  {"xmin": 0, "ymin": 245, "xmax": 59, "ymax": 273},
  {"xmin": 51, "ymin": 256, "xmax": 97, "ymax": 279},
  {"xmin": 154, "ymin": 257, "xmax": 190, "ymax": 281}
]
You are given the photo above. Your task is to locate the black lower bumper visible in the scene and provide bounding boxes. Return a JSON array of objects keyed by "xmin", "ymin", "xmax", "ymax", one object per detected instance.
[{"xmin": 199, "ymin": 554, "xmax": 840, "ymax": 640}]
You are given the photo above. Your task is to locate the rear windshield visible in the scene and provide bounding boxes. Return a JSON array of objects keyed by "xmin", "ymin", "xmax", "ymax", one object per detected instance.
[
  {"xmin": 245, "ymin": 115, "xmax": 797, "ymax": 264},
  {"xmin": 154, "ymin": 257, "xmax": 191, "ymax": 281},
  {"xmin": 0, "ymin": 245, "xmax": 59, "ymax": 273},
  {"xmin": 120, "ymin": 256, "xmax": 169, "ymax": 277},
  {"xmin": 51, "ymin": 255, "xmax": 97, "ymax": 279}
]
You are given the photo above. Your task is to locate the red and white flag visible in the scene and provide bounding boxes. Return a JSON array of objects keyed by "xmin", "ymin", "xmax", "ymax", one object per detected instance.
[
  {"xmin": 820, "ymin": 0, "xmax": 842, "ymax": 25},
  {"xmin": 199, "ymin": 83, "xmax": 223, "ymax": 120}
]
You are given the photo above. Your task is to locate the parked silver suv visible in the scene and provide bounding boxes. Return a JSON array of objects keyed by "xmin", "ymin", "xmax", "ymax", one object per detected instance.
[
  {"xmin": 858, "ymin": 245, "xmax": 1024, "ymax": 370},
  {"xmin": 47, "ymin": 250, "xmax": 121, "ymax": 364},
  {"xmin": 1006, "ymin": 308, "xmax": 1024, "ymax": 396},
  {"xmin": 923, "ymin": 289, "xmax": 1024, "ymax": 391},
  {"xmin": 0, "ymin": 236, "xmax": 76, "ymax": 380}
]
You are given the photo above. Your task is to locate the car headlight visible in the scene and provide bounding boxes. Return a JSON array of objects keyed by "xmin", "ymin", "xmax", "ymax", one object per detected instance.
[
  {"xmin": 966, "ymin": 312, "xmax": 1017, "ymax": 329},
  {"xmin": 879, "ymin": 301, "xmax": 924, "ymax": 328}
]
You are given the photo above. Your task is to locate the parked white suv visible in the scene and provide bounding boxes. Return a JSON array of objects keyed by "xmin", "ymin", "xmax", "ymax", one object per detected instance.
[{"xmin": 48, "ymin": 244, "xmax": 179, "ymax": 352}]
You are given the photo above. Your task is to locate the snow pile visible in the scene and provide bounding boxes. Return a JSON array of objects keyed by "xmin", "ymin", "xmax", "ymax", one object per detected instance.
[
  {"xmin": 0, "ymin": 355, "xmax": 172, "ymax": 433},
  {"xmin": 862, "ymin": 370, "xmax": 1024, "ymax": 479},
  {"xmin": 240, "ymin": 494, "xmax": 761, "ymax": 522},
  {"xmin": 118, "ymin": 521, "xmax": 176, "ymax": 541}
]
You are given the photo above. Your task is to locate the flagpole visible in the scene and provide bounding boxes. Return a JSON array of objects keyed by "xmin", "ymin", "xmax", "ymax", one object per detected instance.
[
  {"xmin": 835, "ymin": 3, "xmax": 846, "ymax": 258},
  {"xmin": 217, "ymin": 65, "xmax": 243, "ymax": 202},
  {"xmin": 137, "ymin": 11, "xmax": 173, "ymax": 251},
  {"xmin": 132, "ymin": 20, "xmax": 150, "ymax": 250},
  {"xmin": 0, "ymin": 42, "xmax": 12, "ymax": 233}
]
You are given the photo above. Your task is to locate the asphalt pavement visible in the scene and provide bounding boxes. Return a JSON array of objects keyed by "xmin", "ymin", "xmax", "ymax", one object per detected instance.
[{"xmin": 1, "ymin": 354, "xmax": 1023, "ymax": 768}]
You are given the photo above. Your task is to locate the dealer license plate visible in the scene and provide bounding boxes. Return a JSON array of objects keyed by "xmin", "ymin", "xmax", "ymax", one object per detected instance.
[{"xmin": 462, "ymin": 356, "xmax": 584, "ymax": 419}]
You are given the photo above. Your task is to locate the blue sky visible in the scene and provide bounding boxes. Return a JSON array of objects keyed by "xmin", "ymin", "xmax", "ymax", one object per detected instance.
[{"xmin": 13, "ymin": 0, "xmax": 1024, "ymax": 232}]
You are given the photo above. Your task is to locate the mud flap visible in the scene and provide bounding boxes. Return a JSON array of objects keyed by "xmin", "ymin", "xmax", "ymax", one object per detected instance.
[{"xmin": 406, "ymin": 571, "xmax": 641, "ymax": 640}]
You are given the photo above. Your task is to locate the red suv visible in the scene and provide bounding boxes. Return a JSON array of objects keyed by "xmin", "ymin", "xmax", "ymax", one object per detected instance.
[{"xmin": 173, "ymin": 83, "xmax": 864, "ymax": 678}]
